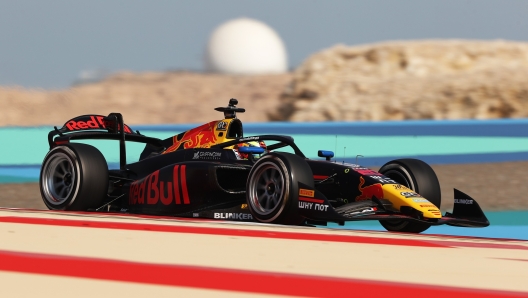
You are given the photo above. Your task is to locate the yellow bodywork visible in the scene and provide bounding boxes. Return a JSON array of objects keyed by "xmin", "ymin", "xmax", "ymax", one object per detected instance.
[
  {"xmin": 381, "ymin": 184, "xmax": 442, "ymax": 219},
  {"xmin": 212, "ymin": 118, "xmax": 239, "ymax": 148}
]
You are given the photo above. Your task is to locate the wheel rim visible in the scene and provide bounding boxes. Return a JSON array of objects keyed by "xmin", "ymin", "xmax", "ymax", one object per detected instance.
[
  {"xmin": 42, "ymin": 152, "xmax": 76, "ymax": 205},
  {"xmin": 248, "ymin": 162, "xmax": 285, "ymax": 216}
]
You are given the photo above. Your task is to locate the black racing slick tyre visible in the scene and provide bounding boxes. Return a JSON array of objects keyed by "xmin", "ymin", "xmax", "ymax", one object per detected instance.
[
  {"xmin": 378, "ymin": 159, "xmax": 441, "ymax": 233},
  {"xmin": 40, "ymin": 143, "xmax": 109, "ymax": 211},
  {"xmin": 246, "ymin": 152, "xmax": 314, "ymax": 225}
]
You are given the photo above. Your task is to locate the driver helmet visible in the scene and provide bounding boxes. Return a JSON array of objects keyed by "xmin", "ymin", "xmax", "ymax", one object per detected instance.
[{"xmin": 233, "ymin": 141, "xmax": 267, "ymax": 159}]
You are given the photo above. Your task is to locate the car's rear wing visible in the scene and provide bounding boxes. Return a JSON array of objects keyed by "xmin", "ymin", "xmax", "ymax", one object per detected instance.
[
  {"xmin": 48, "ymin": 113, "xmax": 163, "ymax": 170},
  {"xmin": 58, "ymin": 114, "xmax": 136, "ymax": 134}
]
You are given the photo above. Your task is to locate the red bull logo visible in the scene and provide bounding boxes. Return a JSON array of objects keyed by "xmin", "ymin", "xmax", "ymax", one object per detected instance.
[
  {"xmin": 164, "ymin": 121, "xmax": 219, "ymax": 153},
  {"xmin": 355, "ymin": 177, "xmax": 384, "ymax": 201}
]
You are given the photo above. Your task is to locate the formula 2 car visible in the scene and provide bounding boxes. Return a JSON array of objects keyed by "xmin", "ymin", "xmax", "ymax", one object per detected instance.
[{"xmin": 39, "ymin": 99, "xmax": 489, "ymax": 233}]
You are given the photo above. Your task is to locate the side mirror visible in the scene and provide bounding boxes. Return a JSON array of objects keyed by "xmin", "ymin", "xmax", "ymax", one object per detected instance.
[{"xmin": 318, "ymin": 150, "xmax": 334, "ymax": 161}]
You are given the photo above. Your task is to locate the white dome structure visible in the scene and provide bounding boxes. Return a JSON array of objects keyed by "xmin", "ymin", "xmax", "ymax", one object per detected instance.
[{"xmin": 205, "ymin": 18, "xmax": 288, "ymax": 74}]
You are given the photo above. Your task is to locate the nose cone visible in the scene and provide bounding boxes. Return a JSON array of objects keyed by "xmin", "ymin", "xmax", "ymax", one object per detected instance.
[{"xmin": 381, "ymin": 184, "xmax": 442, "ymax": 219}]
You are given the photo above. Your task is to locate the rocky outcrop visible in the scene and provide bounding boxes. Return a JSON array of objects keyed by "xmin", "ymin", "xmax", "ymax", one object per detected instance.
[
  {"xmin": 0, "ymin": 72, "xmax": 292, "ymax": 126},
  {"xmin": 270, "ymin": 40, "xmax": 528, "ymax": 121},
  {"xmin": 3, "ymin": 40, "xmax": 528, "ymax": 126}
]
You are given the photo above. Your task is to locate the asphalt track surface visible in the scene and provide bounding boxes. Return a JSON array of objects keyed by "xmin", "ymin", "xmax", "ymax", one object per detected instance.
[{"xmin": 0, "ymin": 208, "xmax": 527, "ymax": 297}]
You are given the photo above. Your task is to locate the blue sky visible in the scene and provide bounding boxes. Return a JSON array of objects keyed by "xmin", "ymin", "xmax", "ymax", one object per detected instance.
[{"xmin": 1, "ymin": 0, "xmax": 527, "ymax": 89}]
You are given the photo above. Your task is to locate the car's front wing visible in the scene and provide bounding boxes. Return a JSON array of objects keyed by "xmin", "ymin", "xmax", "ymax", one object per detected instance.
[{"xmin": 301, "ymin": 188, "xmax": 490, "ymax": 228}]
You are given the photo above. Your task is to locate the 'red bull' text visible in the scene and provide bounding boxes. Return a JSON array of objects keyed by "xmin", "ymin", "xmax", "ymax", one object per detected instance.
[
  {"xmin": 65, "ymin": 115, "xmax": 132, "ymax": 133},
  {"xmin": 129, "ymin": 165, "xmax": 190, "ymax": 205}
]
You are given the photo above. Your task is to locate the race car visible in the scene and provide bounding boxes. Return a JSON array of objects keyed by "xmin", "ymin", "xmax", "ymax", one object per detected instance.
[{"xmin": 39, "ymin": 99, "xmax": 489, "ymax": 233}]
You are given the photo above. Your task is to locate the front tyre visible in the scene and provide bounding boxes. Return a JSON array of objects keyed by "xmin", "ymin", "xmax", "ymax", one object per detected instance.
[
  {"xmin": 378, "ymin": 158, "xmax": 441, "ymax": 233},
  {"xmin": 246, "ymin": 152, "xmax": 313, "ymax": 225},
  {"xmin": 40, "ymin": 143, "xmax": 108, "ymax": 211}
]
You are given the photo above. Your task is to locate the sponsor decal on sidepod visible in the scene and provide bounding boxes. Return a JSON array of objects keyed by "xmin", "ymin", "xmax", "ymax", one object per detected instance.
[
  {"xmin": 193, "ymin": 151, "xmax": 222, "ymax": 160},
  {"xmin": 129, "ymin": 164, "xmax": 190, "ymax": 205}
]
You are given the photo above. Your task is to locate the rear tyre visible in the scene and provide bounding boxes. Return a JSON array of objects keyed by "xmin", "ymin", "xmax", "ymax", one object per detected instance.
[
  {"xmin": 378, "ymin": 158, "xmax": 441, "ymax": 233},
  {"xmin": 246, "ymin": 152, "xmax": 313, "ymax": 225},
  {"xmin": 40, "ymin": 143, "xmax": 108, "ymax": 211}
]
